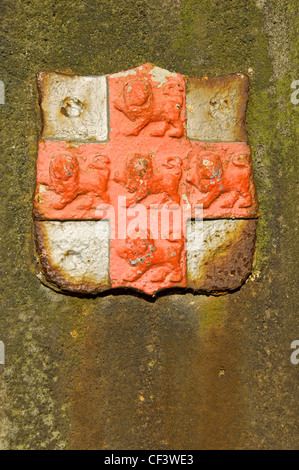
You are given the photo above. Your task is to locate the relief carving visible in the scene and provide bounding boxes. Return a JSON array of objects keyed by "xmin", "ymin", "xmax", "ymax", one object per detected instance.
[
  {"xmin": 116, "ymin": 229, "xmax": 184, "ymax": 283},
  {"xmin": 114, "ymin": 77, "xmax": 185, "ymax": 137},
  {"xmin": 49, "ymin": 153, "xmax": 110, "ymax": 209},
  {"xmin": 60, "ymin": 97, "xmax": 84, "ymax": 118},
  {"xmin": 114, "ymin": 154, "xmax": 182, "ymax": 206},
  {"xmin": 186, "ymin": 146, "xmax": 252, "ymax": 209},
  {"xmin": 34, "ymin": 64, "xmax": 258, "ymax": 295}
]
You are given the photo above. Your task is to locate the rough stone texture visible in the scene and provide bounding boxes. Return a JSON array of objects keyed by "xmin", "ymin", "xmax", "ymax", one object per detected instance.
[
  {"xmin": 35, "ymin": 218, "xmax": 258, "ymax": 296},
  {"xmin": 0, "ymin": 0, "xmax": 298, "ymax": 450},
  {"xmin": 186, "ymin": 219, "xmax": 257, "ymax": 292},
  {"xmin": 33, "ymin": 65, "xmax": 258, "ymax": 295},
  {"xmin": 186, "ymin": 74, "xmax": 249, "ymax": 142},
  {"xmin": 33, "ymin": 64, "xmax": 258, "ymax": 295},
  {"xmin": 35, "ymin": 220, "xmax": 110, "ymax": 294},
  {"xmin": 38, "ymin": 72, "xmax": 108, "ymax": 141}
]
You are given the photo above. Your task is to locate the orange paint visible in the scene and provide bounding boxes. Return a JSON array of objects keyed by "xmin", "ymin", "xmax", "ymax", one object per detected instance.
[{"xmin": 33, "ymin": 64, "xmax": 258, "ymax": 294}]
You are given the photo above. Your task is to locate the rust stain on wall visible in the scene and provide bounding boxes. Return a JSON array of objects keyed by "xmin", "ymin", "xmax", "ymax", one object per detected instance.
[{"xmin": 68, "ymin": 295, "xmax": 246, "ymax": 450}]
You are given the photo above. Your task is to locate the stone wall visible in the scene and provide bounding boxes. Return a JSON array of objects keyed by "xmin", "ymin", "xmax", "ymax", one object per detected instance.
[{"xmin": 0, "ymin": 0, "xmax": 298, "ymax": 449}]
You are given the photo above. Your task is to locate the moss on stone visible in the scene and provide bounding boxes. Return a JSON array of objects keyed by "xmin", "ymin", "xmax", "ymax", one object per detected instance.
[{"xmin": 0, "ymin": 0, "xmax": 298, "ymax": 450}]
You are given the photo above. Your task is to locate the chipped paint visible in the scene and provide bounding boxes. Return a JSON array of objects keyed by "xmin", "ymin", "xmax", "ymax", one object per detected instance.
[
  {"xmin": 149, "ymin": 65, "xmax": 178, "ymax": 87},
  {"xmin": 110, "ymin": 68, "xmax": 137, "ymax": 78},
  {"xmin": 185, "ymin": 74, "xmax": 249, "ymax": 142},
  {"xmin": 37, "ymin": 72, "xmax": 108, "ymax": 142},
  {"xmin": 35, "ymin": 220, "xmax": 110, "ymax": 294},
  {"xmin": 187, "ymin": 219, "xmax": 258, "ymax": 292},
  {"xmin": 34, "ymin": 64, "xmax": 258, "ymax": 296}
]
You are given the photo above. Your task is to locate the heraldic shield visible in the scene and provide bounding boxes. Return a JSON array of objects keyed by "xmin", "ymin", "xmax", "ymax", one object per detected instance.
[{"xmin": 33, "ymin": 63, "xmax": 259, "ymax": 296}]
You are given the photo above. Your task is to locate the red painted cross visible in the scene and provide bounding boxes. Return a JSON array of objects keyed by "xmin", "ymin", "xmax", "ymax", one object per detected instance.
[{"xmin": 34, "ymin": 64, "xmax": 258, "ymax": 295}]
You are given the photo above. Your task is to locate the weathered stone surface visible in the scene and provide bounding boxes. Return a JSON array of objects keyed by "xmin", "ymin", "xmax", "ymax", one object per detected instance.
[
  {"xmin": 185, "ymin": 74, "xmax": 249, "ymax": 142},
  {"xmin": 35, "ymin": 220, "xmax": 110, "ymax": 294},
  {"xmin": 37, "ymin": 72, "xmax": 108, "ymax": 142},
  {"xmin": 33, "ymin": 64, "xmax": 258, "ymax": 295},
  {"xmin": 35, "ymin": 217, "xmax": 257, "ymax": 295},
  {"xmin": 187, "ymin": 219, "xmax": 258, "ymax": 292},
  {"xmin": 1, "ymin": 0, "xmax": 297, "ymax": 452}
]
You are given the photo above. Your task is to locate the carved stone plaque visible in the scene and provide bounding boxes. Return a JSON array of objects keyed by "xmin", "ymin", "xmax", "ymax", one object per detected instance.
[{"xmin": 33, "ymin": 63, "xmax": 258, "ymax": 295}]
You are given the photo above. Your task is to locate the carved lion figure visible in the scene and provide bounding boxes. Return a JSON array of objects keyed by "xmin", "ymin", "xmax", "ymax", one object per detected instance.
[
  {"xmin": 114, "ymin": 77, "xmax": 185, "ymax": 137},
  {"xmin": 114, "ymin": 153, "xmax": 182, "ymax": 206},
  {"xmin": 116, "ymin": 229, "xmax": 184, "ymax": 283},
  {"xmin": 186, "ymin": 147, "xmax": 252, "ymax": 209},
  {"xmin": 49, "ymin": 154, "xmax": 110, "ymax": 209}
]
